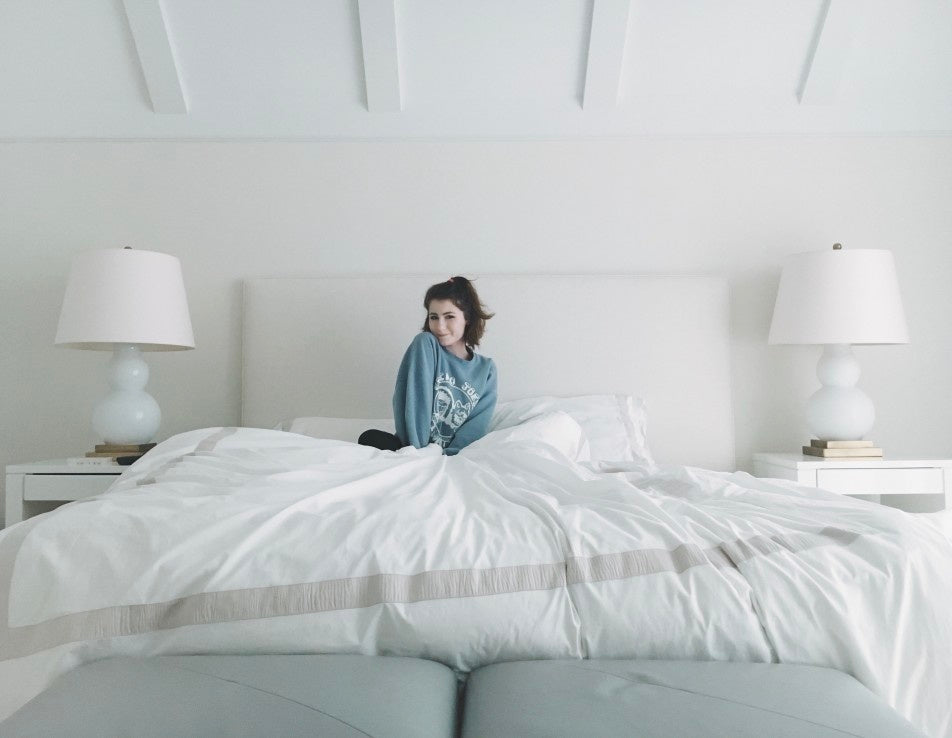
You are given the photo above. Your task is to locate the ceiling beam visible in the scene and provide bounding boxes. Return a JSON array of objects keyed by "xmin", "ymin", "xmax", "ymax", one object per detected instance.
[
  {"xmin": 357, "ymin": 0, "xmax": 402, "ymax": 112},
  {"xmin": 121, "ymin": 0, "xmax": 187, "ymax": 114},
  {"xmin": 582, "ymin": 0, "xmax": 632, "ymax": 110},
  {"xmin": 797, "ymin": 0, "xmax": 859, "ymax": 105}
]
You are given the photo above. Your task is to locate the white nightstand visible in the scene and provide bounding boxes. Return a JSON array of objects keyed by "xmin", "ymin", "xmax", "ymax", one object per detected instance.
[
  {"xmin": 4, "ymin": 460, "xmax": 124, "ymax": 527},
  {"xmin": 752, "ymin": 453, "xmax": 952, "ymax": 512}
]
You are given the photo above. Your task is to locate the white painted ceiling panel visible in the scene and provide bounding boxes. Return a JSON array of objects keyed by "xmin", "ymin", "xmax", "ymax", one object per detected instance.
[
  {"xmin": 615, "ymin": 0, "xmax": 823, "ymax": 134},
  {"xmin": 0, "ymin": 0, "xmax": 949, "ymax": 139},
  {"xmin": 837, "ymin": 1, "xmax": 952, "ymax": 109},
  {"xmin": 0, "ymin": 0, "xmax": 144, "ymax": 104},
  {"xmin": 162, "ymin": 0, "xmax": 364, "ymax": 107},
  {"xmin": 400, "ymin": 0, "xmax": 590, "ymax": 110},
  {"xmin": 622, "ymin": 0, "xmax": 820, "ymax": 101}
]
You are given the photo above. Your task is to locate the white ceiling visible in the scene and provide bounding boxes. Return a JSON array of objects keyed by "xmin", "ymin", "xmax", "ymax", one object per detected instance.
[{"xmin": 1, "ymin": 0, "xmax": 951, "ymax": 140}]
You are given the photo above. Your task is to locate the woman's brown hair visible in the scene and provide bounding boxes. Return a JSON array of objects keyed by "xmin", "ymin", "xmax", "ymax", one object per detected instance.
[{"xmin": 422, "ymin": 276, "xmax": 494, "ymax": 348}]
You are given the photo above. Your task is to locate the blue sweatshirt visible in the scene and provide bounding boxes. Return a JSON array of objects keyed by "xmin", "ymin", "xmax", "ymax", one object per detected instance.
[{"xmin": 393, "ymin": 332, "xmax": 498, "ymax": 455}]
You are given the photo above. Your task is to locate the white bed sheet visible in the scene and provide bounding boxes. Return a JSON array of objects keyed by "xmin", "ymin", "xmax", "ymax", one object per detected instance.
[{"xmin": 0, "ymin": 418, "xmax": 949, "ymax": 737}]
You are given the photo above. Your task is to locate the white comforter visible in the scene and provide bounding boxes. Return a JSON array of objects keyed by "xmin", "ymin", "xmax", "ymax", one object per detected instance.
[{"xmin": 1, "ymin": 414, "xmax": 950, "ymax": 736}]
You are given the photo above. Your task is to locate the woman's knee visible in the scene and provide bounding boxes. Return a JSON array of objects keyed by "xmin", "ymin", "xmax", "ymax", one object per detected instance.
[{"xmin": 358, "ymin": 429, "xmax": 404, "ymax": 451}]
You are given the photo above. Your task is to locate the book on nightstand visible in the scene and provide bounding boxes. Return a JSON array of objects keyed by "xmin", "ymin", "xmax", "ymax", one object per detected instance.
[
  {"xmin": 802, "ymin": 445, "xmax": 883, "ymax": 458},
  {"xmin": 83, "ymin": 442, "xmax": 157, "ymax": 465},
  {"xmin": 86, "ymin": 443, "xmax": 155, "ymax": 459},
  {"xmin": 810, "ymin": 440, "xmax": 874, "ymax": 449},
  {"xmin": 94, "ymin": 443, "xmax": 155, "ymax": 454}
]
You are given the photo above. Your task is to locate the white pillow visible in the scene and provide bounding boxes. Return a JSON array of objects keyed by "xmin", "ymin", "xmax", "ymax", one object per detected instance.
[
  {"xmin": 276, "ymin": 417, "xmax": 394, "ymax": 442},
  {"xmin": 490, "ymin": 394, "xmax": 651, "ymax": 464},
  {"xmin": 466, "ymin": 411, "xmax": 591, "ymax": 461}
]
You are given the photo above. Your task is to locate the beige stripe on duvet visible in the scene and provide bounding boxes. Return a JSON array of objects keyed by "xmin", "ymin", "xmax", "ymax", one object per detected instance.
[{"xmin": 0, "ymin": 524, "xmax": 861, "ymax": 661}]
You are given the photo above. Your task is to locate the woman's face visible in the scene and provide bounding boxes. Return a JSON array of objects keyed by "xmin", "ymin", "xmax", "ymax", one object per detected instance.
[{"xmin": 427, "ymin": 299, "xmax": 467, "ymax": 352}]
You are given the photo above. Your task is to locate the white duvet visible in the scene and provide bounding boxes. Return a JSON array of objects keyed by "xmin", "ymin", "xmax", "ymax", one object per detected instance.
[{"xmin": 1, "ymin": 413, "xmax": 950, "ymax": 736}]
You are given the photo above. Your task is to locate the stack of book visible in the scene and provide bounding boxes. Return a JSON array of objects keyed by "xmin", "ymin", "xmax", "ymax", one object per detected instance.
[
  {"xmin": 802, "ymin": 440, "xmax": 883, "ymax": 458},
  {"xmin": 83, "ymin": 442, "xmax": 157, "ymax": 466}
]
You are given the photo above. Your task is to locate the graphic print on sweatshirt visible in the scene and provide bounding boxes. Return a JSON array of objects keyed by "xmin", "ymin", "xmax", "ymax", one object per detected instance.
[{"xmin": 430, "ymin": 372, "xmax": 481, "ymax": 447}]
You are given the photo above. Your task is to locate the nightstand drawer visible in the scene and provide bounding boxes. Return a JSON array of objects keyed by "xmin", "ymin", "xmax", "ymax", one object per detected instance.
[
  {"xmin": 816, "ymin": 468, "xmax": 944, "ymax": 496},
  {"xmin": 23, "ymin": 474, "xmax": 117, "ymax": 502}
]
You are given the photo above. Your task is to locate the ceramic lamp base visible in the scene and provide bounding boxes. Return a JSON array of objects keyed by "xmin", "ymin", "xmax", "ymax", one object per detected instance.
[
  {"xmin": 92, "ymin": 345, "xmax": 161, "ymax": 445},
  {"xmin": 806, "ymin": 344, "xmax": 874, "ymax": 441}
]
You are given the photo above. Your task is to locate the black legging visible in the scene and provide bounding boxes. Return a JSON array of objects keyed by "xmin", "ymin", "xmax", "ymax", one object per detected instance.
[{"xmin": 358, "ymin": 429, "xmax": 407, "ymax": 451}]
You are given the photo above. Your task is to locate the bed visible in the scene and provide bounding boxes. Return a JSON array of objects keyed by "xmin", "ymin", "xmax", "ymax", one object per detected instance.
[{"xmin": 0, "ymin": 275, "xmax": 948, "ymax": 737}]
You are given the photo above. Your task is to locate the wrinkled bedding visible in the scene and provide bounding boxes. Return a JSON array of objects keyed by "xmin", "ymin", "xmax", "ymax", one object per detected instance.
[{"xmin": 1, "ymin": 413, "xmax": 950, "ymax": 736}]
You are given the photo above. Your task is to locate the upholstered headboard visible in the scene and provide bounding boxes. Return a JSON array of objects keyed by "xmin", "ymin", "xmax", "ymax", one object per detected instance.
[{"xmin": 241, "ymin": 275, "xmax": 734, "ymax": 470}]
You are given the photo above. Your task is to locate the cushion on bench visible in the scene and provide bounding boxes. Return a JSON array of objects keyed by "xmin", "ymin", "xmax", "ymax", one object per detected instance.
[
  {"xmin": 0, "ymin": 654, "xmax": 458, "ymax": 738},
  {"xmin": 460, "ymin": 659, "xmax": 925, "ymax": 738}
]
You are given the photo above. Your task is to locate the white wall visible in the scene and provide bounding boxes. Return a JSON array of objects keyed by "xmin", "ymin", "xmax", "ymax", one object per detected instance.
[{"xmin": 2, "ymin": 136, "xmax": 951, "ymax": 524}]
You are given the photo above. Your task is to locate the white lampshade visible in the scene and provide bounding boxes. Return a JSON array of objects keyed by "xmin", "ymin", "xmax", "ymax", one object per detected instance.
[
  {"xmin": 55, "ymin": 248, "xmax": 194, "ymax": 351},
  {"xmin": 768, "ymin": 248, "xmax": 908, "ymax": 345}
]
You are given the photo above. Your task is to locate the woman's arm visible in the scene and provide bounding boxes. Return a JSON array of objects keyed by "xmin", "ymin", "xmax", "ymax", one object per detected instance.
[
  {"xmin": 393, "ymin": 333, "xmax": 438, "ymax": 448},
  {"xmin": 445, "ymin": 360, "xmax": 497, "ymax": 455}
]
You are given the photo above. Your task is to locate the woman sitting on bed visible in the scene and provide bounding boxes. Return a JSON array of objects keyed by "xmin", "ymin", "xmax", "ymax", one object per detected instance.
[{"xmin": 359, "ymin": 276, "xmax": 497, "ymax": 455}]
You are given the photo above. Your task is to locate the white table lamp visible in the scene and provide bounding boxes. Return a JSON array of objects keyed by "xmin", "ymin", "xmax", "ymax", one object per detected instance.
[
  {"xmin": 55, "ymin": 248, "xmax": 195, "ymax": 445},
  {"xmin": 768, "ymin": 244, "xmax": 908, "ymax": 441}
]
